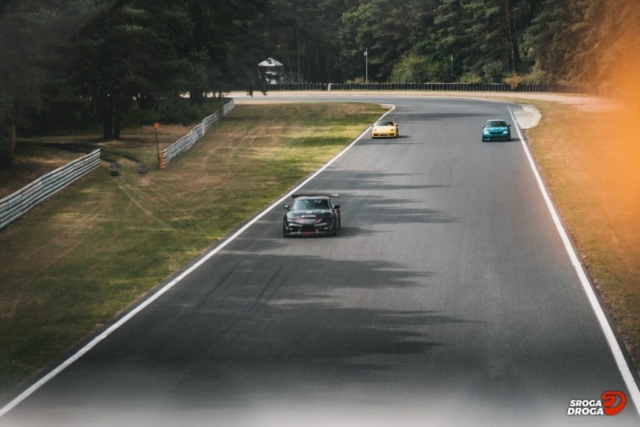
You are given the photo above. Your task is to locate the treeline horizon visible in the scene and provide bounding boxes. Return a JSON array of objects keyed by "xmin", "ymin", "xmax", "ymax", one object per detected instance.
[{"xmin": 0, "ymin": 0, "xmax": 638, "ymax": 156}]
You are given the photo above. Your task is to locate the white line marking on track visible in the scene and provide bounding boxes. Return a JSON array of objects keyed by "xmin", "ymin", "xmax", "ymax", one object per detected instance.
[
  {"xmin": 0, "ymin": 104, "xmax": 396, "ymax": 419},
  {"xmin": 509, "ymin": 107, "xmax": 640, "ymax": 417}
]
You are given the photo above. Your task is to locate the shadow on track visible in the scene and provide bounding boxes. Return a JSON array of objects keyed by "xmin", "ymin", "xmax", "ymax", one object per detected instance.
[
  {"xmin": 398, "ymin": 112, "xmax": 489, "ymax": 122},
  {"xmin": 21, "ymin": 251, "xmax": 476, "ymax": 410}
]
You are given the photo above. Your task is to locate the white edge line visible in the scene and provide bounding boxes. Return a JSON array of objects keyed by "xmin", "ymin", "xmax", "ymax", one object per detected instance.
[
  {"xmin": 509, "ymin": 107, "xmax": 640, "ymax": 416},
  {"xmin": 0, "ymin": 104, "xmax": 397, "ymax": 419}
]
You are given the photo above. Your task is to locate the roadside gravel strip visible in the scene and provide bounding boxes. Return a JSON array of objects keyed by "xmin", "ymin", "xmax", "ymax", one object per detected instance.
[{"xmin": 513, "ymin": 104, "xmax": 542, "ymax": 129}]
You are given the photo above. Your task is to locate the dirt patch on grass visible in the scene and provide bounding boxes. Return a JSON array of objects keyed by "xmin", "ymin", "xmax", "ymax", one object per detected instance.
[{"xmin": 8, "ymin": 120, "xmax": 213, "ymax": 187}]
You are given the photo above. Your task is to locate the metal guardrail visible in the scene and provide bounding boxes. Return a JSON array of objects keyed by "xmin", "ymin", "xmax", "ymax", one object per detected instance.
[
  {"xmin": 327, "ymin": 82, "xmax": 617, "ymax": 97},
  {"xmin": 230, "ymin": 83, "xmax": 327, "ymax": 91},
  {"xmin": 229, "ymin": 83, "xmax": 618, "ymax": 98},
  {"xmin": 0, "ymin": 149, "xmax": 100, "ymax": 230},
  {"xmin": 160, "ymin": 98, "xmax": 235, "ymax": 167}
]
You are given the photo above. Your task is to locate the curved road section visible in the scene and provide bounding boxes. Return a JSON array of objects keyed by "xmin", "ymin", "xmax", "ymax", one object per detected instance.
[{"xmin": 2, "ymin": 96, "xmax": 639, "ymax": 426}]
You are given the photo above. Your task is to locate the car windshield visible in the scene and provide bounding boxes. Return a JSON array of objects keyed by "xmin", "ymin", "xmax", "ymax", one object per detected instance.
[
  {"xmin": 487, "ymin": 121, "xmax": 507, "ymax": 127},
  {"xmin": 293, "ymin": 198, "xmax": 330, "ymax": 210},
  {"xmin": 374, "ymin": 121, "xmax": 395, "ymax": 126}
]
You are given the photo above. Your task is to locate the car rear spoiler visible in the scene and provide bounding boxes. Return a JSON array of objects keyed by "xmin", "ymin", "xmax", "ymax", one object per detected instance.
[{"xmin": 292, "ymin": 194, "xmax": 339, "ymax": 199}]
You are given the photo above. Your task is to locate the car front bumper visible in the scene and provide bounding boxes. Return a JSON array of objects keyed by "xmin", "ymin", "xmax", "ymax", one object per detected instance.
[
  {"xmin": 284, "ymin": 221, "xmax": 334, "ymax": 236},
  {"xmin": 371, "ymin": 132, "xmax": 397, "ymax": 138},
  {"xmin": 483, "ymin": 133, "xmax": 510, "ymax": 141}
]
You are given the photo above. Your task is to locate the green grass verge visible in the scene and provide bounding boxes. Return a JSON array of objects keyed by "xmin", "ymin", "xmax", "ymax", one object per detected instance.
[
  {"xmin": 0, "ymin": 102, "xmax": 386, "ymax": 399},
  {"xmin": 522, "ymin": 99, "xmax": 640, "ymax": 372}
]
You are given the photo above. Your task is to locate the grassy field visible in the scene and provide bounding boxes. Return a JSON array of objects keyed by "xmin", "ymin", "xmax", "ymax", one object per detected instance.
[
  {"xmin": 524, "ymin": 99, "xmax": 640, "ymax": 371},
  {"xmin": 0, "ymin": 102, "xmax": 386, "ymax": 399}
]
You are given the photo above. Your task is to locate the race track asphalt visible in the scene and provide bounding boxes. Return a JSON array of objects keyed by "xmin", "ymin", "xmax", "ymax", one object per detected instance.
[{"xmin": 2, "ymin": 95, "xmax": 639, "ymax": 426}]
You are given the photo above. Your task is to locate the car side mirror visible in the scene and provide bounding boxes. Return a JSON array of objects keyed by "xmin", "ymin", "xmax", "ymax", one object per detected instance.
[
  {"xmin": 482, "ymin": 125, "xmax": 485, "ymax": 128},
  {"xmin": 284, "ymin": 205, "xmax": 290, "ymax": 210},
  {"xmin": 333, "ymin": 205, "xmax": 340, "ymax": 209},
  {"xmin": 508, "ymin": 124, "xmax": 511, "ymax": 127}
]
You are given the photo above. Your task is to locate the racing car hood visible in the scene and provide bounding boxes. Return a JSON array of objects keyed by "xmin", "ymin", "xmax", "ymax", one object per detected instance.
[
  {"xmin": 286, "ymin": 209, "xmax": 334, "ymax": 221},
  {"xmin": 485, "ymin": 125, "xmax": 509, "ymax": 134}
]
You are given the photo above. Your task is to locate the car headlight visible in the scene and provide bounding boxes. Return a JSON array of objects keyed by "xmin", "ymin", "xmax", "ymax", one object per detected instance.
[
  {"xmin": 483, "ymin": 129, "xmax": 489, "ymax": 134},
  {"xmin": 502, "ymin": 130, "xmax": 509, "ymax": 134}
]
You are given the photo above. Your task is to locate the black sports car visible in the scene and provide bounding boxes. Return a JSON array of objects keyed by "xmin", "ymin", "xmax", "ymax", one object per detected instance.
[{"xmin": 283, "ymin": 194, "xmax": 341, "ymax": 237}]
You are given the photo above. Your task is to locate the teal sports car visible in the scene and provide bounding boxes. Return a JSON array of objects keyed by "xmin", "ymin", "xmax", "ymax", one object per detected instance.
[{"xmin": 482, "ymin": 120, "xmax": 511, "ymax": 141}]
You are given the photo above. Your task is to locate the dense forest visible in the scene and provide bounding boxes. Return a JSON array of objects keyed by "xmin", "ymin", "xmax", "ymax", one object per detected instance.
[{"xmin": 0, "ymin": 0, "xmax": 639, "ymax": 156}]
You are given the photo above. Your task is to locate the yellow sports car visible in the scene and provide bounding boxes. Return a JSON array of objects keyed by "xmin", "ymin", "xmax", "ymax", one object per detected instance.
[{"xmin": 371, "ymin": 120, "xmax": 399, "ymax": 138}]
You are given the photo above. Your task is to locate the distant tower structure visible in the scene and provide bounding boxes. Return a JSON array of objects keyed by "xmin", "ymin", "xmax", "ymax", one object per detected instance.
[{"xmin": 258, "ymin": 58, "xmax": 290, "ymax": 84}]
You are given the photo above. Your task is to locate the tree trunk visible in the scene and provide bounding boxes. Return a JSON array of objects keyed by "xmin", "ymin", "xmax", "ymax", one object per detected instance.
[
  {"xmin": 103, "ymin": 95, "xmax": 113, "ymax": 139},
  {"xmin": 190, "ymin": 89, "xmax": 204, "ymax": 105},
  {"xmin": 9, "ymin": 121, "xmax": 17, "ymax": 155},
  {"xmin": 114, "ymin": 95, "xmax": 122, "ymax": 140},
  {"xmin": 293, "ymin": 0, "xmax": 301, "ymax": 83},
  {"xmin": 296, "ymin": 28, "xmax": 301, "ymax": 82},
  {"xmin": 504, "ymin": 0, "xmax": 517, "ymax": 73}
]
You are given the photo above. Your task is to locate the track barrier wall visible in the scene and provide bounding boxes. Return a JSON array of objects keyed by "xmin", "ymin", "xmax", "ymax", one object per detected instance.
[
  {"xmin": 230, "ymin": 82, "xmax": 618, "ymax": 98},
  {"xmin": 0, "ymin": 149, "xmax": 100, "ymax": 230},
  {"xmin": 160, "ymin": 98, "xmax": 235, "ymax": 168}
]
